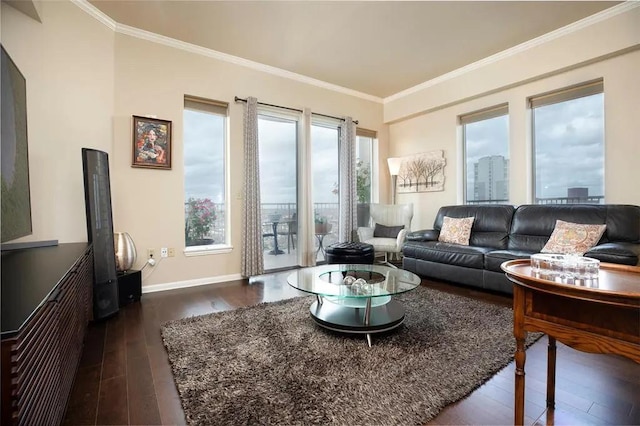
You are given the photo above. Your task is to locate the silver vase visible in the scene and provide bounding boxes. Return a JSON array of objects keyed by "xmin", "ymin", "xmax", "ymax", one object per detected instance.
[{"xmin": 114, "ymin": 232, "xmax": 137, "ymax": 272}]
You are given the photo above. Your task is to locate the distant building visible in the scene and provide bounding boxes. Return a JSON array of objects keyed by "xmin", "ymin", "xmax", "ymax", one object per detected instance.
[
  {"xmin": 567, "ymin": 187, "xmax": 590, "ymax": 203},
  {"xmin": 473, "ymin": 155, "xmax": 509, "ymax": 201},
  {"xmin": 567, "ymin": 187, "xmax": 589, "ymax": 199}
]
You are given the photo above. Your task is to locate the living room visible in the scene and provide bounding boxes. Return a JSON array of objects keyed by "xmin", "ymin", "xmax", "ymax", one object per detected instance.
[{"xmin": 2, "ymin": 1, "xmax": 638, "ymax": 425}]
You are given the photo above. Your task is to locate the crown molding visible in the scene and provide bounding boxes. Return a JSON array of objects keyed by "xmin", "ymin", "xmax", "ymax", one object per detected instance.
[
  {"xmin": 383, "ymin": 1, "xmax": 640, "ymax": 104},
  {"xmin": 72, "ymin": 0, "xmax": 636, "ymax": 105},
  {"xmin": 115, "ymin": 22, "xmax": 383, "ymax": 103},
  {"xmin": 70, "ymin": 0, "xmax": 116, "ymax": 30},
  {"xmin": 72, "ymin": 0, "xmax": 382, "ymax": 103}
]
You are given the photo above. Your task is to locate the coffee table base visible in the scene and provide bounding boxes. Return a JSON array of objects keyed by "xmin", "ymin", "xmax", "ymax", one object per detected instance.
[{"xmin": 309, "ymin": 299, "xmax": 405, "ymax": 347}]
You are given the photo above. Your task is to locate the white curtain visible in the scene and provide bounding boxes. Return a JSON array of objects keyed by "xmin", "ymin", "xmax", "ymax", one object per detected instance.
[
  {"xmin": 241, "ymin": 97, "xmax": 264, "ymax": 277},
  {"xmin": 297, "ymin": 108, "xmax": 316, "ymax": 266},
  {"xmin": 338, "ymin": 117, "xmax": 357, "ymax": 242}
]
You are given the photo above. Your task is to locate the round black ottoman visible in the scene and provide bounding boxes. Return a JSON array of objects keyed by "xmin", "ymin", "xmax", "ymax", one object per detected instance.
[{"xmin": 325, "ymin": 242, "xmax": 375, "ymax": 265}]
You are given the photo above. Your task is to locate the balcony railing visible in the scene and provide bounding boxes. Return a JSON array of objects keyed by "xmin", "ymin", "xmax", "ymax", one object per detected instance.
[
  {"xmin": 465, "ymin": 199, "xmax": 509, "ymax": 205},
  {"xmin": 465, "ymin": 196, "xmax": 605, "ymax": 206},
  {"xmin": 534, "ymin": 196, "xmax": 604, "ymax": 205},
  {"xmin": 184, "ymin": 202, "xmax": 340, "ymax": 246}
]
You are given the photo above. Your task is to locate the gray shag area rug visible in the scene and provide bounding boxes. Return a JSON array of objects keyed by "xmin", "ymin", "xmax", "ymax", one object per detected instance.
[{"xmin": 161, "ymin": 286, "xmax": 540, "ymax": 425}]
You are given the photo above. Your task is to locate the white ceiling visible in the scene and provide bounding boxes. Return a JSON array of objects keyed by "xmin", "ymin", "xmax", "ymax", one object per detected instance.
[{"xmin": 88, "ymin": 1, "xmax": 619, "ymax": 99}]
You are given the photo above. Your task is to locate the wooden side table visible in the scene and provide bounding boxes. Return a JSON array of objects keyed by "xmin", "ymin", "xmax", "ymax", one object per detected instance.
[{"xmin": 501, "ymin": 260, "xmax": 640, "ymax": 425}]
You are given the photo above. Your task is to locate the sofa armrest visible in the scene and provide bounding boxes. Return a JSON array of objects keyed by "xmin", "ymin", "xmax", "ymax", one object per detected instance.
[
  {"xmin": 396, "ymin": 229, "xmax": 408, "ymax": 246},
  {"xmin": 586, "ymin": 242, "xmax": 640, "ymax": 266},
  {"xmin": 406, "ymin": 229, "xmax": 439, "ymax": 242},
  {"xmin": 357, "ymin": 227, "xmax": 374, "ymax": 242}
]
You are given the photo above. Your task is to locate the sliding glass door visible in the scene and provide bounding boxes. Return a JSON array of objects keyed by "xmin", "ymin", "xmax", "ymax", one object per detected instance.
[
  {"xmin": 311, "ymin": 121, "xmax": 340, "ymax": 262},
  {"xmin": 258, "ymin": 113, "xmax": 298, "ymax": 271},
  {"xmin": 356, "ymin": 132, "xmax": 374, "ymax": 227}
]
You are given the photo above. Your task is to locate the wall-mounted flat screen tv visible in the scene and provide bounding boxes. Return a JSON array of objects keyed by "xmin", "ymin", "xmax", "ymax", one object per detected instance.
[{"xmin": 1, "ymin": 45, "xmax": 32, "ymax": 243}]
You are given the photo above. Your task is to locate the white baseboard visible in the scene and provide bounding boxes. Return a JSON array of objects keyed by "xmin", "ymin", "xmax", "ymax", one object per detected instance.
[{"xmin": 141, "ymin": 273, "xmax": 244, "ymax": 294}]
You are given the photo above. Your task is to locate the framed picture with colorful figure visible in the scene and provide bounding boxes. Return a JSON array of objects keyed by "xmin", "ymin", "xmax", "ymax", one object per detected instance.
[{"xmin": 132, "ymin": 115, "xmax": 172, "ymax": 169}]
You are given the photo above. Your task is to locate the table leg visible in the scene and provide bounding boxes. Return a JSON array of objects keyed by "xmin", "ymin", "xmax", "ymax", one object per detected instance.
[
  {"xmin": 365, "ymin": 297, "xmax": 372, "ymax": 347},
  {"xmin": 315, "ymin": 234, "xmax": 326, "ymax": 260},
  {"xmin": 547, "ymin": 336, "xmax": 557, "ymax": 409},
  {"xmin": 269, "ymin": 222, "xmax": 284, "ymax": 255},
  {"xmin": 513, "ymin": 286, "xmax": 526, "ymax": 426}
]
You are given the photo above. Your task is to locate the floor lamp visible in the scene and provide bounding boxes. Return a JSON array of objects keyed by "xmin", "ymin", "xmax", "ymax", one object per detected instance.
[{"xmin": 387, "ymin": 157, "xmax": 403, "ymax": 204}]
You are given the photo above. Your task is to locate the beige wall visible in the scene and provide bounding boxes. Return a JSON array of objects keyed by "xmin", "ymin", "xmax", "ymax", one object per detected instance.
[
  {"xmin": 2, "ymin": 1, "xmax": 385, "ymax": 288},
  {"xmin": 387, "ymin": 7, "xmax": 640, "ymax": 231},
  {"xmin": 5, "ymin": 1, "xmax": 637, "ymax": 288},
  {"xmin": 111, "ymin": 33, "xmax": 385, "ymax": 287},
  {"xmin": 1, "ymin": 1, "xmax": 115, "ymax": 244}
]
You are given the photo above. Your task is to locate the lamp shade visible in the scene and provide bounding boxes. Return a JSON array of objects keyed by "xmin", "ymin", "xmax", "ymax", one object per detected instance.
[
  {"xmin": 114, "ymin": 232, "xmax": 137, "ymax": 272},
  {"xmin": 387, "ymin": 157, "xmax": 403, "ymax": 176}
]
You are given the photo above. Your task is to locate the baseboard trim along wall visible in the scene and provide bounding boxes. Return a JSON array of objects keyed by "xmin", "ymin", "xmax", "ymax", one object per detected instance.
[{"xmin": 141, "ymin": 273, "xmax": 244, "ymax": 294}]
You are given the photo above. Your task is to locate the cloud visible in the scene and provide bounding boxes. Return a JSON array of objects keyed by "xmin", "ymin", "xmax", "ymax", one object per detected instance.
[
  {"xmin": 534, "ymin": 94, "xmax": 604, "ymax": 198},
  {"xmin": 184, "ymin": 110, "xmax": 225, "ymax": 202}
]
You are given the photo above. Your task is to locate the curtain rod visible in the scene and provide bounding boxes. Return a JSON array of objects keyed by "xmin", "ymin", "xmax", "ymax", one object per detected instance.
[{"xmin": 234, "ymin": 96, "xmax": 358, "ymax": 125}]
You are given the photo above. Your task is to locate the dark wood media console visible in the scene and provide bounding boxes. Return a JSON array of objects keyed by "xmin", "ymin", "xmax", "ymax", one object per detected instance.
[{"xmin": 1, "ymin": 243, "xmax": 93, "ymax": 425}]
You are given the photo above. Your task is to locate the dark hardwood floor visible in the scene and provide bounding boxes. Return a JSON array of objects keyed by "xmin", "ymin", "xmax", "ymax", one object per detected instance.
[{"xmin": 63, "ymin": 273, "xmax": 639, "ymax": 425}]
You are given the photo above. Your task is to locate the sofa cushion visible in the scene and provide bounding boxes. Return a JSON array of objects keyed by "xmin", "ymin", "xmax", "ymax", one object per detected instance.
[
  {"xmin": 434, "ymin": 205, "xmax": 514, "ymax": 249},
  {"xmin": 362, "ymin": 237, "xmax": 399, "ymax": 253},
  {"xmin": 541, "ymin": 220, "xmax": 607, "ymax": 255},
  {"xmin": 402, "ymin": 240, "xmax": 492, "ymax": 269},
  {"xmin": 484, "ymin": 250, "xmax": 535, "ymax": 273},
  {"xmin": 373, "ymin": 223, "xmax": 404, "ymax": 238},
  {"xmin": 438, "ymin": 216, "xmax": 474, "ymax": 245},
  {"xmin": 406, "ymin": 229, "xmax": 439, "ymax": 242},
  {"xmin": 585, "ymin": 243, "xmax": 640, "ymax": 266},
  {"xmin": 604, "ymin": 205, "xmax": 640, "ymax": 242},
  {"xmin": 509, "ymin": 204, "xmax": 608, "ymax": 252}
]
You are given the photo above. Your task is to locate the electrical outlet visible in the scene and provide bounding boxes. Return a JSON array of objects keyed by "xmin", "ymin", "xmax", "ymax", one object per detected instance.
[
  {"xmin": 148, "ymin": 248, "xmax": 156, "ymax": 258},
  {"xmin": 160, "ymin": 247, "xmax": 168, "ymax": 258},
  {"xmin": 167, "ymin": 248, "xmax": 175, "ymax": 257}
]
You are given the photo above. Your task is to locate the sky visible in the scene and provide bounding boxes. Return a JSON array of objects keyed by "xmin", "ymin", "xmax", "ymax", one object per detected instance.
[
  {"xmin": 464, "ymin": 114, "xmax": 509, "ymax": 199},
  {"xmin": 533, "ymin": 93, "xmax": 604, "ymax": 199},
  {"xmin": 184, "ymin": 109, "xmax": 225, "ymax": 203},
  {"xmin": 464, "ymin": 93, "xmax": 604, "ymax": 200},
  {"xmin": 184, "ymin": 112, "xmax": 351, "ymax": 206}
]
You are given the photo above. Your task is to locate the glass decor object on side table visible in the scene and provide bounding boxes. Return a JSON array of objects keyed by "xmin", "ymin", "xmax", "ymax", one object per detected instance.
[{"xmin": 530, "ymin": 253, "xmax": 600, "ymax": 283}]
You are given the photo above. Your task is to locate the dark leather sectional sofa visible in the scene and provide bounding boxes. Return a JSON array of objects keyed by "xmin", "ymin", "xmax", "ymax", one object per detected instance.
[{"xmin": 402, "ymin": 204, "xmax": 640, "ymax": 295}]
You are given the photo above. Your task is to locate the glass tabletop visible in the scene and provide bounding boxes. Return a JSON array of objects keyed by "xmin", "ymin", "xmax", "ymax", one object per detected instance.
[{"xmin": 287, "ymin": 264, "xmax": 421, "ymax": 299}]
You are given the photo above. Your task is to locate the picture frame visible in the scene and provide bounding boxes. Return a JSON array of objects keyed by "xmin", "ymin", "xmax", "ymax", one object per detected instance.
[
  {"xmin": 396, "ymin": 150, "xmax": 446, "ymax": 193},
  {"xmin": 132, "ymin": 115, "xmax": 172, "ymax": 169}
]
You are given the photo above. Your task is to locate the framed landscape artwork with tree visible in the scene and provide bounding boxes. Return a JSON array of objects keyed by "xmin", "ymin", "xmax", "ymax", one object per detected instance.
[
  {"xmin": 132, "ymin": 116, "xmax": 172, "ymax": 169},
  {"xmin": 396, "ymin": 150, "xmax": 446, "ymax": 193}
]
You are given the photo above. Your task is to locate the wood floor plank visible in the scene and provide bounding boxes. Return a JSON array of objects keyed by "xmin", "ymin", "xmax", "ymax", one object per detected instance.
[
  {"xmin": 96, "ymin": 376, "xmax": 128, "ymax": 425},
  {"xmin": 63, "ymin": 275, "xmax": 639, "ymax": 425}
]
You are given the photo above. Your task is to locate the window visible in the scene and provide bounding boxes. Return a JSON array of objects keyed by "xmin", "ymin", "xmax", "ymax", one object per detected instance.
[
  {"xmin": 461, "ymin": 104, "xmax": 509, "ymax": 204},
  {"xmin": 356, "ymin": 128, "xmax": 376, "ymax": 227},
  {"xmin": 531, "ymin": 80, "xmax": 604, "ymax": 204},
  {"xmin": 183, "ymin": 96, "xmax": 228, "ymax": 250}
]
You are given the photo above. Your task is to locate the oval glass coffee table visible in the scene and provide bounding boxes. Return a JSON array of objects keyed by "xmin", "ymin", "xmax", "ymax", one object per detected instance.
[{"xmin": 287, "ymin": 264, "xmax": 421, "ymax": 346}]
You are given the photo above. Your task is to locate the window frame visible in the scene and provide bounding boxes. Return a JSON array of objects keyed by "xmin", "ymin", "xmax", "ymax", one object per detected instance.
[
  {"xmin": 460, "ymin": 103, "xmax": 510, "ymax": 205},
  {"xmin": 183, "ymin": 95, "xmax": 231, "ymax": 256},
  {"xmin": 530, "ymin": 80, "xmax": 605, "ymax": 205}
]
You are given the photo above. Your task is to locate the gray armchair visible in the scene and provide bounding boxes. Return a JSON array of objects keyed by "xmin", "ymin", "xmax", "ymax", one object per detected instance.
[{"xmin": 357, "ymin": 203, "xmax": 413, "ymax": 263}]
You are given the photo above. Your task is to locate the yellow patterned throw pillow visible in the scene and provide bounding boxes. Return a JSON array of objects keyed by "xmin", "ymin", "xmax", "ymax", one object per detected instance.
[
  {"xmin": 438, "ymin": 216, "xmax": 475, "ymax": 245},
  {"xmin": 541, "ymin": 220, "xmax": 607, "ymax": 255}
]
